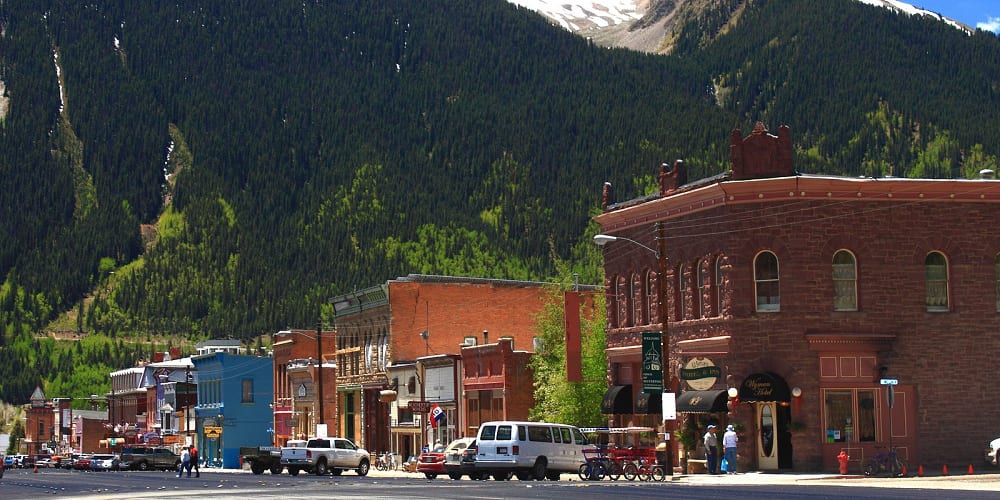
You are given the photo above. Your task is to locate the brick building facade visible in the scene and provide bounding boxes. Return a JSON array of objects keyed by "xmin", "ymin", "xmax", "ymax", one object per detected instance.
[
  {"xmin": 329, "ymin": 274, "xmax": 560, "ymax": 456},
  {"xmin": 271, "ymin": 329, "xmax": 338, "ymax": 444},
  {"xmin": 595, "ymin": 123, "xmax": 1000, "ymax": 472}
]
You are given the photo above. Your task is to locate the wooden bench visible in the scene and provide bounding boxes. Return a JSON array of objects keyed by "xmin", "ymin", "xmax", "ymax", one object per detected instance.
[{"xmin": 687, "ymin": 459, "xmax": 708, "ymax": 474}]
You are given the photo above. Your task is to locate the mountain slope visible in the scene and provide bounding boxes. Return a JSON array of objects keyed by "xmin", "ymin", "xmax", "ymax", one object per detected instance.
[{"xmin": 0, "ymin": 0, "xmax": 998, "ymax": 403}]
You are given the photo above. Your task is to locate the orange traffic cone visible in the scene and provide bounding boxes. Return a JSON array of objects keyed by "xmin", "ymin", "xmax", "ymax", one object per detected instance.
[
  {"xmin": 900, "ymin": 464, "xmax": 907, "ymax": 476},
  {"xmin": 917, "ymin": 464, "xmax": 924, "ymax": 477},
  {"xmin": 968, "ymin": 464, "xmax": 974, "ymax": 475},
  {"xmin": 942, "ymin": 464, "xmax": 948, "ymax": 476},
  {"xmin": 33, "ymin": 465, "xmax": 38, "ymax": 473}
]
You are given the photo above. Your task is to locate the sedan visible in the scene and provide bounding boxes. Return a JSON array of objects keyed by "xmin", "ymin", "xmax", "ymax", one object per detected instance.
[
  {"xmin": 443, "ymin": 438, "xmax": 482, "ymax": 480},
  {"xmin": 74, "ymin": 455, "xmax": 93, "ymax": 471},
  {"xmin": 416, "ymin": 441, "xmax": 449, "ymax": 479},
  {"xmin": 89, "ymin": 454, "xmax": 120, "ymax": 471}
]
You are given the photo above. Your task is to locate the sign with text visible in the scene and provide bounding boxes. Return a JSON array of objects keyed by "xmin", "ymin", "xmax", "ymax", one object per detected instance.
[
  {"xmin": 204, "ymin": 426, "xmax": 222, "ymax": 438},
  {"xmin": 408, "ymin": 401, "xmax": 432, "ymax": 413},
  {"xmin": 642, "ymin": 331, "xmax": 664, "ymax": 393},
  {"xmin": 681, "ymin": 358, "xmax": 720, "ymax": 391}
]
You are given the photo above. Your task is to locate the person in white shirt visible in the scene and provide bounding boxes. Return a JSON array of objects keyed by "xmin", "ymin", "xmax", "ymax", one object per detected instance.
[
  {"xmin": 722, "ymin": 425, "xmax": 738, "ymax": 474},
  {"xmin": 178, "ymin": 447, "xmax": 191, "ymax": 478}
]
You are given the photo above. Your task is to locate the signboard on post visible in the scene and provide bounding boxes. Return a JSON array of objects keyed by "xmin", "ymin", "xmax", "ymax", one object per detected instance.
[{"xmin": 641, "ymin": 331, "xmax": 664, "ymax": 393}]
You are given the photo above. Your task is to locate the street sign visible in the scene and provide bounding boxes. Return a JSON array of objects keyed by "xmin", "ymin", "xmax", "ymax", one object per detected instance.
[
  {"xmin": 879, "ymin": 378, "xmax": 898, "ymax": 385},
  {"xmin": 204, "ymin": 426, "xmax": 222, "ymax": 438}
]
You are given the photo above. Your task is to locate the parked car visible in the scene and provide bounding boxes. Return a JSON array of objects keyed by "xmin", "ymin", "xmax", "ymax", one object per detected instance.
[
  {"xmin": 30, "ymin": 454, "xmax": 53, "ymax": 468},
  {"xmin": 89, "ymin": 454, "xmax": 120, "ymax": 472},
  {"xmin": 60, "ymin": 454, "xmax": 81, "ymax": 469},
  {"xmin": 3, "ymin": 455, "xmax": 16, "ymax": 469},
  {"xmin": 420, "ymin": 438, "xmax": 475, "ymax": 479},
  {"xmin": 986, "ymin": 436, "xmax": 1000, "ymax": 467},
  {"xmin": 74, "ymin": 454, "xmax": 94, "ymax": 471},
  {"xmin": 444, "ymin": 438, "xmax": 482, "ymax": 480}
]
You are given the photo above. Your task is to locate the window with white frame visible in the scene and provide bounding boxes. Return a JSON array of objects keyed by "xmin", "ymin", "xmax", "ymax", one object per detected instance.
[
  {"xmin": 754, "ymin": 251, "xmax": 780, "ymax": 312},
  {"xmin": 925, "ymin": 251, "xmax": 949, "ymax": 312},
  {"xmin": 833, "ymin": 250, "xmax": 858, "ymax": 311}
]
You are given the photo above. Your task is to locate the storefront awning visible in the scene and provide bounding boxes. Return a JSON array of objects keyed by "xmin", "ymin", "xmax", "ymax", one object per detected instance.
[
  {"xmin": 634, "ymin": 391, "xmax": 662, "ymax": 415},
  {"xmin": 676, "ymin": 390, "xmax": 729, "ymax": 413},
  {"xmin": 600, "ymin": 385, "xmax": 632, "ymax": 414}
]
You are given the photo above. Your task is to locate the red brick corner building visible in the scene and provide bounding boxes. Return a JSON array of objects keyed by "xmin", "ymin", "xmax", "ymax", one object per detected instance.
[{"xmin": 595, "ymin": 122, "xmax": 1000, "ymax": 472}]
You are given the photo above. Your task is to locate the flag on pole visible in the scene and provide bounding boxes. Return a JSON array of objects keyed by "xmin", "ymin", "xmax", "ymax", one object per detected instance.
[{"xmin": 430, "ymin": 404, "xmax": 445, "ymax": 428}]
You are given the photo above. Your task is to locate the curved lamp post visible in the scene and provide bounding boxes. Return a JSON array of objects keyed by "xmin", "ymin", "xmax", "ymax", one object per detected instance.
[{"xmin": 594, "ymin": 222, "xmax": 674, "ymax": 475}]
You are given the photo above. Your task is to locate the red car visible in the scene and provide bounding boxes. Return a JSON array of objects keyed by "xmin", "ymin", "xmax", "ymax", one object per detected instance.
[
  {"xmin": 418, "ymin": 438, "xmax": 475, "ymax": 479},
  {"xmin": 416, "ymin": 442, "xmax": 448, "ymax": 479},
  {"xmin": 74, "ymin": 455, "xmax": 93, "ymax": 471}
]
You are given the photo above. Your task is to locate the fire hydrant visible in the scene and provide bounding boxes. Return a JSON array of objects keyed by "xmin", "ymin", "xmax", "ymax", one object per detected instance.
[{"xmin": 837, "ymin": 450, "xmax": 850, "ymax": 475}]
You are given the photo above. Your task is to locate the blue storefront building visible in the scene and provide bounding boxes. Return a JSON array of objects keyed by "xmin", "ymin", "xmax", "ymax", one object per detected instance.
[{"xmin": 192, "ymin": 352, "xmax": 273, "ymax": 468}]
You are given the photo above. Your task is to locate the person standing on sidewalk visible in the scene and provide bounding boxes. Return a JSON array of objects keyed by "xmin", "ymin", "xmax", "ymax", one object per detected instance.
[
  {"xmin": 178, "ymin": 447, "xmax": 191, "ymax": 478},
  {"xmin": 723, "ymin": 425, "xmax": 738, "ymax": 474},
  {"xmin": 189, "ymin": 445, "xmax": 200, "ymax": 477},
  {"xmin": 703, "ymin": 425, "xmax": 719, "ymax": 474}
]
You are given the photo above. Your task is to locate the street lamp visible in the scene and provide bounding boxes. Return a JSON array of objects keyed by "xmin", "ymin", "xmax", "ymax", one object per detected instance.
[{"xmin": 594, "ymin": 222, "xmax": 674, "ymax": 475}]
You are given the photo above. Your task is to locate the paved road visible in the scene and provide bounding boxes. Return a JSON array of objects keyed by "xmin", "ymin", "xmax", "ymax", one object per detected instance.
[{"xmin": 2, "ymin": 466, "xmax": 998, "ymax": 499}]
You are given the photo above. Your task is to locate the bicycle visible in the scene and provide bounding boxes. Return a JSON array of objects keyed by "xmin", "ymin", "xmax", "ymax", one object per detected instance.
[
  {"xmin": 622, "ymin": 455, "xmax": 665, "ymax": 482},
  {"xmin": 863, "ymin": 446, "xmax": 907, "ymax": 477}
]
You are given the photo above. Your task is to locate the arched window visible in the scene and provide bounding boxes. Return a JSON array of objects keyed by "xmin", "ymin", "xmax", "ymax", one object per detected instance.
[
  {"xmin": 925, "ymin": 251, "xmax": 949, "ymax": 312},
  {"xmin": 616, "ymin": 275, "xmax": 630, "ymax": 327},
  {"xmin": 697, "ymin": 259, "xmax": 708, "ymax": 318},
  {"xmin": 754, "ymin": 251, "xmax": 780, "ymax": 312},
  {"xmin": 632, "ymin": 272, "xmax": 643, "ymax": 326},
  {"xmin": 677, "ymin": 263, "xmax": 686, "ymax": 320},
  {"xmin": 646, "ymin": 269, "xmax": 658, "ymax": 324},
  {"xmin": 833, "ymin": 250, "xmax": 858, "ymax": 311},
  {"xmin": 714, "ymin": 255, "xmax": 723, "ymax": 317}
]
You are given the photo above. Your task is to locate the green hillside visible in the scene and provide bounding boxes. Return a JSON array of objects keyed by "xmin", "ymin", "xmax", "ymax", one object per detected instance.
[{"xmin": 0, "ymin": 0, "xmax": 997, "ymax": 404}]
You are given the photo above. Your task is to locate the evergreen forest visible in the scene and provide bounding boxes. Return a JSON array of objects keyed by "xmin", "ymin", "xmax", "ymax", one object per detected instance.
[{"xmin": 0, "ymin": 0, "xmax": 998, "ymax": 404}]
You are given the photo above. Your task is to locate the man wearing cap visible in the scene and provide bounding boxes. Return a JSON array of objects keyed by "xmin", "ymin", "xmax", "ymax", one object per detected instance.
[
  {"xmin": 703, "ymin": 425, "xmax": 719, "ymax": 474},
  {"xmin": 723, "ymin": 424, "xmax": 738, "ymax": 474}
]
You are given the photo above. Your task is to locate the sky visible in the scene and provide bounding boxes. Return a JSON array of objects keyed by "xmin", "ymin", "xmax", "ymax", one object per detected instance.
[{"xmin": 905, "ymin": 1, "xmax": 999, "ymax": 32}]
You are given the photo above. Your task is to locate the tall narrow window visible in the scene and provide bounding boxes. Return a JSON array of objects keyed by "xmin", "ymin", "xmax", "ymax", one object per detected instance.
[
  {"xmin": 632, "ymin": 272, "xmax": 644, "ymax": 326},
  {"xmin": 697, "ymin": 260, "xmax": 708, "ymax": 318},
  {"xmin": 995, "ymin": 254, "xmax": 1000, "ymax": 312},
  {"xmin": 607, "ymin": 275, "xmax": 619, "ymax": 328},
  {"xmin": 833, "ymin": 250, "xmax": 858, "ymax": 311},
  {"xmin": 714, "ymin": 256, "xmax": 723, "ymax": 317},
  {"xmin": 645, "ymin": 270, "xmax": 658, "ymax": 325},
  {"xmin": 677, "ymin": 264, "xmax": 686, "ymax": 320},
  {"xmin": 754, "ymin": 251, "xmax": 780, "ymax": 312},
  {"xmin": 616, "ymin": 275, "xmax": 630, "ymax": 327},
  {"xmin": 242, "ymin": 379, "xmax": 254, "ymax": 403},
  {"xmin": 925, "ymin": 251, "xmax": 949, "ymax": 312}
]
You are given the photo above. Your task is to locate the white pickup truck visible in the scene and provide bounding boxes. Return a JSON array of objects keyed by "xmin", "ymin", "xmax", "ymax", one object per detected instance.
[{"xmin": 280, "ymin": 437, "xmax": 371, "ymax": 476}]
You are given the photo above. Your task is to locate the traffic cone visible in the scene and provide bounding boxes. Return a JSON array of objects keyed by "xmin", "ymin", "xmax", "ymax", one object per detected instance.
[
  {"xmin": 33, "ymin": 465, "xmax": 38, "ymax": 473},
  {"xmin": 917, "ymin": 464, "xmax": 924, "ymax": 477},
  {"xmin": 900, "ymin": 463, "xmax": 907, "ymax": 476},
  {"xmin": 968, "ymin": 464, "xmax": 974, "ymax": 475},
  {"xmin": 942, "ymin": 464, "xmax": 948, "ymax": 476}
]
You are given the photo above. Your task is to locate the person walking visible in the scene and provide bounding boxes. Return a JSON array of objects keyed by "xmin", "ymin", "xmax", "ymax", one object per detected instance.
[
  {"xmin": 722, "ymin": 425, "xmax": 738, "ymax": 474},
  {"xmin": 178, "ymin": 447, "xmax": 191, "ymax": 478},
  {"xmin": 703, "ymin": 424, "xmax": 719, "ymax": 474},
  {"xmin": 189, "ymin": 445, "xmax": 200, "ymax": 478}
]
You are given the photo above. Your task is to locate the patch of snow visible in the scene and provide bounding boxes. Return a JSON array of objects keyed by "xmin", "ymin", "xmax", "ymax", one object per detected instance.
[{"xmin": 507, "ymin": 0, "xmax": 644, "ymax": 31}]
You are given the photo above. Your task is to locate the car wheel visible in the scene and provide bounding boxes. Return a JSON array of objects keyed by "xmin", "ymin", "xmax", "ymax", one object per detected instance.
[
  {"xmin": 448, "ymin": 472, "xmax": 462, "ymax": 480},
  {"xmin": 138, "ymin": 461, "xmax": 149, "ymax": 471},
  {"xmin": 356, "ymin": 459, "xmax": 370, "ymax": 477},
  {"xmin": 531, "ymin": 458, "xmax": 547, "ymax": 481},
  {"xmin": 270, "ymin": 464, "xmax": 283, "ymax": 475},
  {"xmin": 493, "ymin": 471, "xmax": 512, "ymax": 481},
  {"xmin": 288, "ymin": 467, "xmax": 300, "ymax": 476},
  {"xmin": 315, "ymin": 459, "xmax": 328, "ymax": 476},
  {"xmin": 251, "ymin": 463, "xmax": 265, "ymax": 475},
  {"xmin": 424, "ymin": 472, "xmax": 437, "ymax": 479}
]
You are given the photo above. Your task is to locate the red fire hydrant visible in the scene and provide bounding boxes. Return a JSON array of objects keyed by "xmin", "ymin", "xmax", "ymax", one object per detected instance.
[{"xmin": 837, "ymin": 450, "xmax": 850, "ymax": 475}]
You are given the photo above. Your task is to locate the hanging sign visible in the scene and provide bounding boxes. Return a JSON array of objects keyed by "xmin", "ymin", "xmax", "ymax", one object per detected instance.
[
  {"xmin": 642, "ymin": 331, "xmax": 664, "ymax": 393},
  {"xmin": 681, "ymin": 358, "xmax": 720, "ymax": 390}
]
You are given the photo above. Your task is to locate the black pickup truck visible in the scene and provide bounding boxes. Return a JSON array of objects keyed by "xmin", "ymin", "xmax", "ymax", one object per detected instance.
[{"xmin": 240, "ymin": 446, "xmax": 283, "ymax": 475}]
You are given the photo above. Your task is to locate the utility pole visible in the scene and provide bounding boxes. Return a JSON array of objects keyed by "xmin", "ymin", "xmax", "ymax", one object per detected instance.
[
  {"xmin": 317, "ymin": 321, "xmax": 324, "ymax": 429},
  {"xmin": 655, "ymin": 221, "xmax": 674, "ymax": 476}
]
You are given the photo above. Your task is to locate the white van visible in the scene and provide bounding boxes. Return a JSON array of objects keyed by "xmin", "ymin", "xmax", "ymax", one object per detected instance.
[{"xmin": 473, "ymin": 421, "xmax": 589, "ymax": 480}]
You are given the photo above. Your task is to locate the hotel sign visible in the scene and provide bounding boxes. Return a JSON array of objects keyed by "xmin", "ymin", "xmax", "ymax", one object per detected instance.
[{"xmin": 681, "ymin": 358, "xmax": 721, "ymax": 391}]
